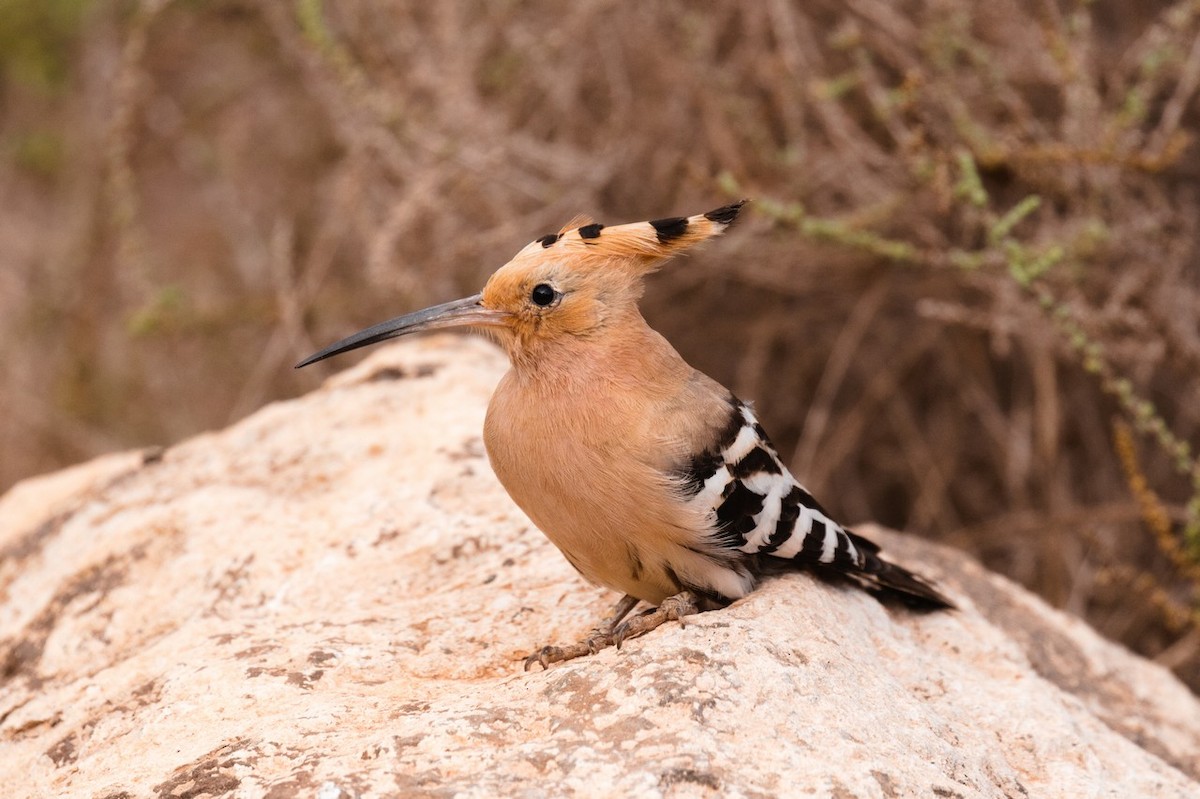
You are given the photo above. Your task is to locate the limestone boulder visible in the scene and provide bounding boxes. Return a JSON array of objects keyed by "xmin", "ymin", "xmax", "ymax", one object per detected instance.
[{"xmin": 0, "ymin": 335, "xmax": 1197, "ymax": 798}]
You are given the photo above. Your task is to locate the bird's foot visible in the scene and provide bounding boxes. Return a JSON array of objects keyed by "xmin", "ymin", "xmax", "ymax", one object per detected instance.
[
  {"xmin": 612, "ymin": 591, "xmax": 698, "ymax": 648},
  {"xmin": 523, "ymin": 624, "xmax": 621, "ymax": 670},
  {"xmin": 523, "ymin": 639, "xmax": 604, "ymax": 671},
  {"xmin": 523, "ymin": 591, "xmax": 698, "ymax": 671},
  {"xmin": 523, "ymin": 594, "xmax": 639, "ymax": 671}
]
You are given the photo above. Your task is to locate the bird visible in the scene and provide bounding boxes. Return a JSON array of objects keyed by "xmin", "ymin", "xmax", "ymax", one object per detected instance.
[{"xmin": 296, "ymin": 200, "xmax": 953, "ymax": 670}]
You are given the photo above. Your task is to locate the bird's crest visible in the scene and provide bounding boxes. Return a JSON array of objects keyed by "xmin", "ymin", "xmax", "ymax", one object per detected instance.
[
  {"xmin": 517, "ymin": 200, "xmax": 748, "ymax": 274},
  {"xmin": 294, "ymin": 201, "xmax": 749, "ymax": 368}
]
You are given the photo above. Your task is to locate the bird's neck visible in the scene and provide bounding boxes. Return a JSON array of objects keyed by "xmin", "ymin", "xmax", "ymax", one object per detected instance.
[{"xmin": 506, "ymin": 310, "xmax": 690, "ymax": 393}]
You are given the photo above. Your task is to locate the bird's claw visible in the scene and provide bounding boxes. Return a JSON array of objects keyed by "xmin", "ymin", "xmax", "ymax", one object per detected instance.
[
  {"xmin": 523, "ymin": 639, "xmax": 597, "ymax": 671},
  {"xmin": 523, "ymin": 645, "xmax": 561, "ymax": 671}
]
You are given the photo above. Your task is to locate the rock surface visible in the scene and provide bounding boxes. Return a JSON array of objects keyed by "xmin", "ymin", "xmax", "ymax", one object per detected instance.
[{"xmin": 1, "ymin": 335, "xmax": 1198, "ymax": 799}]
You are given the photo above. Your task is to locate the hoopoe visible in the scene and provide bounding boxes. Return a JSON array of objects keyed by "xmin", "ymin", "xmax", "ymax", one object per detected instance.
[{"xmin": 297, "ymin": 201, "xmax": 953, "ymax": 669}]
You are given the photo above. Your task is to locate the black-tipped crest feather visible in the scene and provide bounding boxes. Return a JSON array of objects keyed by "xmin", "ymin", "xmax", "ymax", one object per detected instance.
[{"xmin": 704, "ymin": 199, "xmax": 748, "ymax": 225}]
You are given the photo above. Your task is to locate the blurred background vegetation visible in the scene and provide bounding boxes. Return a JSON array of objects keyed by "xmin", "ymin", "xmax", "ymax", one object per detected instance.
[{"xmin": 2, "ymin": 0, "xmax": 1198, "ymax": 690}]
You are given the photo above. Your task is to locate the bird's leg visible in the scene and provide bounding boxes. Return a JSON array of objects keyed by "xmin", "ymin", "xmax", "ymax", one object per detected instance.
[
  {"xmin": 523, "ymin": 592, "xmax": 699, "ymax": 671},
  {"xmin": 612, "ymin": 591, "xmax": 699, "ymax": 648},
  {"xmin": 585, "ymin": 593, "xmax": 642, "ymax": 649}
]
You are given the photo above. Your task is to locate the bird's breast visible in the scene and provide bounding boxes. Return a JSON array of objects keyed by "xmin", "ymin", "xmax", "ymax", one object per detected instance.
[{"xmin": 482, "ymin": 368, "xmax": 696, "ymax": 602}]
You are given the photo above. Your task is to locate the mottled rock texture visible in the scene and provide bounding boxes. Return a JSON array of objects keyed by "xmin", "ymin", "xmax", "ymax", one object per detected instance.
[{"xmin": 1, "ymin": 335, "xmax": 1197, "ymax": 798}]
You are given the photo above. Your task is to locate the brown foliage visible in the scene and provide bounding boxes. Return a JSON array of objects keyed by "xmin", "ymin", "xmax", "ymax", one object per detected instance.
[{"xmin": 1, "ymin": 0, "xmax": 1198, "ymax": 689}]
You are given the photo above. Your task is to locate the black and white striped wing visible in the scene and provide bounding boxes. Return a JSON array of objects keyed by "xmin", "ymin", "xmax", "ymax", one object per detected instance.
[
  {"xmin": 679, "ymin": 399, "xmax": 954, "ymax": 608},
  {"xmin": 681, "ymin": 401, "xmax": 866, "ymax": 570}
]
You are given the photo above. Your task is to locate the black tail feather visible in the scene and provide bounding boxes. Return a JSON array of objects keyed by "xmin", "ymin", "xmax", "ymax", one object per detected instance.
[
  {"xmin": 754, "ymin": 530, "xmax": 956, "ymax": 610},
  {"xmin": 856, "ymin": 552, "xmax": 955, "ymax": 610}
]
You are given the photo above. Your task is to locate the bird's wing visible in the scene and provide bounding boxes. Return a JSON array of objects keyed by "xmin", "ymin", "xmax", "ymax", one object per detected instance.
[
  {"xmin": 673, "ymin": 397, "xmax": 845, "ymax": 558},
  {"xmin": 674, "ymin": 396, "xmax": 953, "ymax": 608}
]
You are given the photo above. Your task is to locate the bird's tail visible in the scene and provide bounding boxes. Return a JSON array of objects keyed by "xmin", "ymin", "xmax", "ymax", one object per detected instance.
[{"xmin": 845, "ymin": 530, "xmax": 955, "ymax": 609}]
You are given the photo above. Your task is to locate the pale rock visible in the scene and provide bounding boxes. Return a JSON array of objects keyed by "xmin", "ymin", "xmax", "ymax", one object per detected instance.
[{"xmin": 0, "ymin": 335, "xmax": 1196, "ymax": 798}]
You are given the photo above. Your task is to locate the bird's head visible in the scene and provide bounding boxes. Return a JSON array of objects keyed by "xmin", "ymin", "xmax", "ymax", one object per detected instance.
[{"xmin": 296, "ymin": 201, "xmax": 746, "ymax": 369}]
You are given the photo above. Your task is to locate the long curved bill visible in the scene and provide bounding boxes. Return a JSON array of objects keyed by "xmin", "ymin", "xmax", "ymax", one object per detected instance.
[{"xmin": 295, "ymin": 293, "xmax": 507, "ymax": 368}]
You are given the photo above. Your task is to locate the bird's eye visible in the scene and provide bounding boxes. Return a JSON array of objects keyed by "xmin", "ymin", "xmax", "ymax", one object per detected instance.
[{"xmin": 530, "ymin": 283, "xmax": 558, "ymax": 307}]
